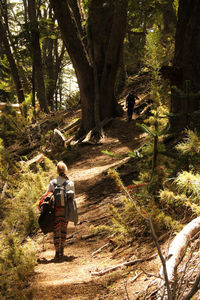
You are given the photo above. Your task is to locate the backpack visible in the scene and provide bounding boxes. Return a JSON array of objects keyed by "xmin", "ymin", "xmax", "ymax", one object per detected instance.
[
  {"xmin": 53, "ymin": 181, "xmax": 74, "ymax": 207},
  {"xmin": 38, "ymin": 192, "xmax": 55, "ymax": 234}
]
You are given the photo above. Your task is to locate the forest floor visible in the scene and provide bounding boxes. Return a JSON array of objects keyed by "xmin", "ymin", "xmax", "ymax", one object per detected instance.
[{"xmin": 30, "ymin": 100, "xmax": 162, "ymax": 299}]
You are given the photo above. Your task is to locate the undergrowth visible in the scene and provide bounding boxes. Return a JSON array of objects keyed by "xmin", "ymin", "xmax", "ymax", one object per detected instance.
[
  {"xmin": 0, "ymin": 155, "xmax": 55, "ymax": 299},
  {"xmin": 92, "ymin": 34, "xmax": 200, "ymax": 246},
  {"xmin": 94, "ymin": 129, "xmax": 200, "ymax": 246},
  {"xmin": 0, "ymin": 105, "xmax": 32, "ymax": 147}
]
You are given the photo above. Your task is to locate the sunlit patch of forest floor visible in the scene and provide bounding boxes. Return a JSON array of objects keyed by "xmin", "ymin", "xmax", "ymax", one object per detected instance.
[{"xmin": 31, "ymin": 102, "xmax": 161, "ymax": 299}]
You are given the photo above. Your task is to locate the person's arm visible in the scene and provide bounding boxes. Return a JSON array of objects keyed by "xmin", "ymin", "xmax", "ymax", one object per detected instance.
[{"xmin": 46, "ymin": 181, "xmax": 54, "ymax": 193}]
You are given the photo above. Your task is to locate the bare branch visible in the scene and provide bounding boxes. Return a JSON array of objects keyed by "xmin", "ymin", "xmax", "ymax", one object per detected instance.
[{"xmin": 183, "ymin": 272, "xmax": 200, "ymax": 300}]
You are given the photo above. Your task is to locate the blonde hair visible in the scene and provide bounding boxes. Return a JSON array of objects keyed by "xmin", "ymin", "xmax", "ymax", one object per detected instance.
[{"xmin": 57, "ymin": 161, "xmax": 68, "ymax": 179}]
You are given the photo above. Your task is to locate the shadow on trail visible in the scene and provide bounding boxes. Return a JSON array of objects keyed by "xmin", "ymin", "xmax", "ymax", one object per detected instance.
[
  {"xmin": 37, "ymin": 255, "xmax": 77, "ymax": 264},
  {"xmin": 106, "ymin": 117, "xmax": 144, "ymax": 150},
  {"xmin": 33, "ymin": 280, "xmax": 108, "ymax": 300}
]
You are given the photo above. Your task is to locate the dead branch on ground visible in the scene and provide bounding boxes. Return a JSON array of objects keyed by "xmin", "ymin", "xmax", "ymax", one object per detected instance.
[{"xmin": 91, "ymin": 254, "xmax": 156, "ymax": 276}]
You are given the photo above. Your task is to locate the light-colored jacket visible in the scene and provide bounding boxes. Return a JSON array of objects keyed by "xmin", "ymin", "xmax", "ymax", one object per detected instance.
[{"xmin": 47, "ymin": 176, "xmax": 78, "ymax": 224}]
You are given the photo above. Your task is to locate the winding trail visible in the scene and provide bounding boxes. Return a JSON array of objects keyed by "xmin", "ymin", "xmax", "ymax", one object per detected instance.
[{"xmin": 31, "ymin": 115, "xmax": 148, "ymax": 299}]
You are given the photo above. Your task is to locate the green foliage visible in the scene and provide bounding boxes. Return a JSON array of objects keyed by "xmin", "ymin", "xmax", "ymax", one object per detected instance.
[
  {"xmin": 0, "ymin": 139, "xmax": 8, "ymax": 180},
  {"xmin": 174, "ymin": 129, "xmax": 200, "ymax": 171},
  {"xmin": 174, "ymin": 171, "xmax": 200, "ymax": 198},
  {"xmin": 102, "ymin": 150, "xmax": 122, "ymax": 158},
  {"xmin": 137, "ymin": 109, "xmax": 170, "ymax": 182},
  {"xmin": 0, "ymin": 105, "xmax": 32, "ymax": 147},
  {"xmin": 0, "ymin": 55, "xmax": 16, "ymax": 100},
  {"xmin": 94, "ymin": 128, "xmax": 200, "ymax": 244},
  {"xmin": 2, "ymin": 156, "xmax": 55, "ymax": 236},
  {"xmin": 176, "ymin": 129, "xmax": 200, "ymax": 156},
  {"xmin": 144, "ymin": 29, "xmax": 171, "ymax": 107},
  {"xmin": 0, "ymin": 156, "xmax": 55, "ymax": 299},
  {"xmin": 0, "ymin": 234, "xmax": 36, "ymax": 300},
  {"xmin": 145, "ymin": 30, "xmax": 163, "ymax": 74},
  {"xmin": 93, "ymin": 168, "xmax": 180, "ymax": 244},
  {"xmin": 159, "ymin": 170, "xmax": 200, "ymax": 218}
]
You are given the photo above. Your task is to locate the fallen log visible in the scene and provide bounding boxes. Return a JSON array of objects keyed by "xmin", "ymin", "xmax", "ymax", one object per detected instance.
[
  {"xmin": 160, "ymin": 216, "xmax": 200, "ymax": 281},
  {"xmin": 81, "ymin": 233, "xmax": 98, "ymax": 240},
  {"xmin": 61, "ymin": 119, "xmax": 80, "ymax": 133},
  {"xmin": 25, "ymin": 154, "xmax": 44, "ymax": 166},
  {"xmin": 8, "ymin": 142, "xmax": 40, "ymax": 157}
]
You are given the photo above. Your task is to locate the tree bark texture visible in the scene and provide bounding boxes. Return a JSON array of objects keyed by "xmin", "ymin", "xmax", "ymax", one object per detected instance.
[
  {"xmin": 50, "ymin": 0, "xmax": 128, "ymax": 135},
  {"xmin": 170, "ymin": 0, "xmax": 200, "ymax": 131}
]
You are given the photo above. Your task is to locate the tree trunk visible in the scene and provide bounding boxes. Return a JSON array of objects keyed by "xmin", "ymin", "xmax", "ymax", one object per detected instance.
[
  {"xmin": 28, "ymin": 0, "xmax": 49, "ymax": 113},
  {"xmin": 87, "ymin": 0, "xmax": 127, "ymax": 121},
  {"xmin": 42, "ymin": 5, "xmax": 65, "ymax": 111},
  {"xmin": 0, "ymin": 13, "xmax": 25, "ymax": 103},
  {"xmin": 170, "ymin": 0, "xmax": 200, "ymax": 132},
  {"xmin": 161, "ymin": 0, "xmax": 177, "ymax": 35},
  {"xmin": 43, "ymin": 36, "xmax": 65, "ymax": 110},
  {"xmin": 50, "ymin": 0, "xmax": 94, "ymax": 134},
  {"xmin": 50, "ymin": 0, "xmax": 128, "ymax": 135}
]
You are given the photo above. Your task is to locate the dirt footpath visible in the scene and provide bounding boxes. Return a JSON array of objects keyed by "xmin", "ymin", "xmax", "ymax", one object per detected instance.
[{"xmin": 31, "ymin": 115, "xmax": 159, "ymax": 300}]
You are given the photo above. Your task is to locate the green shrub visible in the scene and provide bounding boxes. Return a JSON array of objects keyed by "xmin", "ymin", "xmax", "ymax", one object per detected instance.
[
  {"xmin": 0, "ymin": 156, "xmax": 55, "ymax": 299},
  {"xmin": 0, "ymin": 105, "xmax": 30, "ymax": 147},
  {"xmin": 0, "ymin": 234, "xmax": 36, "ymax": 300}
]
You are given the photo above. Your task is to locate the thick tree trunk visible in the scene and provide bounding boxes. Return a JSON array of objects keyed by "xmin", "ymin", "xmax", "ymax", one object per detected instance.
[
  {"xmin": 170, "ymin": 0, "xmax": 200, "ymax": 132},
  {"xmin": 43, "ymin": 37, "xmax": 54, "ymax": 109},
  {"xmin": 88, "ymin": 0, "xmax": 127, "ymax": 120},
  {"xmin": 28, "ymin": 0, "xmax": 49, "ymax": 113},
  {"xmin": 50, "ymin": 0, "xmax": 95, "ymax": 134},
  {"xmin": 0, "ymin": 14, "xmax": 25, "ymax": 103},
  {"xmin": 50, "ymin": 0, "xmax": 128, "ymax": 135},
  {"xmin": 99, "ymin": 1, "xmax": 127, "ymax": 119}
]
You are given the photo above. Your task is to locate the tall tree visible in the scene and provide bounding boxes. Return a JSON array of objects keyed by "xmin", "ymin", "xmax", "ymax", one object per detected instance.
[
  {"xmin": 50, "ymin": 0, "xmax": 128, "ymax": 136},
  {"xmin": 27, "ymin": 0, "xmax": 49, "ymax": 113},
  {"xmin": 41, "ymin": 3, "xmax": 65, "ymax": 110},
  {"xmin": 169, "ymin": 0, "xmax": 200, "ymax": 132}
]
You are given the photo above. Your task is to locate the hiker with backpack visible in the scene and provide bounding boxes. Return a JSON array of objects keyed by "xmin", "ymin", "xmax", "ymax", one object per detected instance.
[
  {"xmin": 126, "ymin": 91, "xmax": 138, "ymax": 122},
  {"xmin": 46, "ymin": 161, "xmax": 78, "ymax": 260}
]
